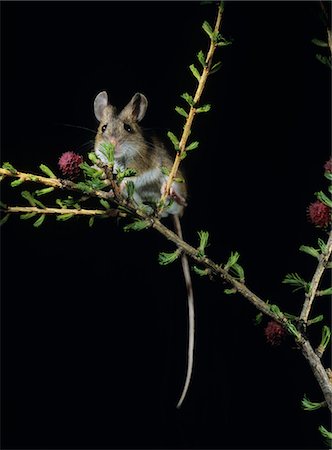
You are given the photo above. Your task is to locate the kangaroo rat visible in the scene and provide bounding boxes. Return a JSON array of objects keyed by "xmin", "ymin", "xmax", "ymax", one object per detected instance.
[{"xmin": 93, "ymin": 91, "xmax": 194, "ymax": 408}]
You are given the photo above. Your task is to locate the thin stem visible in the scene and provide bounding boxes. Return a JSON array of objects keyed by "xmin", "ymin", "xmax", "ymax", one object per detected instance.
[
  {"xmin": 298, "ymin": 337, "xmax": 332, "ymax": 411},
  {"xmin": 300, "ymin": 230, "xmax": 332, "ymax": 324},
  {"xmin": 0, "ymin": 168, "xmax": 112, "ymax": 200},
  {"xmin": 6, "ymin": 206, "xmax": 107, "ymax": 216},
  {"xmin": 160, "ymin": 3, "xmax": 223, "ymax": 207}
]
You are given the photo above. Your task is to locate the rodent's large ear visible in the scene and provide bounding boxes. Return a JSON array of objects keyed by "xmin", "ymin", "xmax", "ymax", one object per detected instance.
[
  {"xmin": 122, "ymin": 93, "xmax": 148, "ymax": 122},
  {"xmin": 94, "ymin": 91, "xmax": 108, "ymax": 121}
]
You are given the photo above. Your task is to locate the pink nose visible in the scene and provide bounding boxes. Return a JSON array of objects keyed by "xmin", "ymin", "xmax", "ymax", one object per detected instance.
[{"xmin": 109, "ymin": 137, "xmax": 117, "ymax": 146}]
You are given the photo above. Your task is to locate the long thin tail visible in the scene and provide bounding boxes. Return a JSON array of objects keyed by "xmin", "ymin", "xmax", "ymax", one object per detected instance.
[{"xmin": 173, "ymin": 214, "xmax": 195, "ymax": 409}]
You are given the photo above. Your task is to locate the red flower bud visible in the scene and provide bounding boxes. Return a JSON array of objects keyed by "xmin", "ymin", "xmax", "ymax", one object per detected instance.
[
  {"xmin": 307, "ymin": 200, "xmax": 331, "ymax": 228},
  {"xmin": 264, "ymin": 320, "xmax": 285, "ymax": 346},
  {"xmin": 58, "ymin": 151, "xmax": 83, "ymax": 179},
  {"xmin": 324, "ymin": 158, "xmax": 332, "ymax": 174}
]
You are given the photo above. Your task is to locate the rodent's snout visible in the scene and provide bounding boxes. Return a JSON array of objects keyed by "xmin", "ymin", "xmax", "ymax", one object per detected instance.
[{"xmin": 108, "ymin": 137, "xmax": 117, "ymax": 146}]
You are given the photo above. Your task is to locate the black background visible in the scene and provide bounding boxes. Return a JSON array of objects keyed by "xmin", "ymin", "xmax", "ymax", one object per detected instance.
[{"xmin": 1, "ymin": 1, "xmax": 331, "ymax": 449}]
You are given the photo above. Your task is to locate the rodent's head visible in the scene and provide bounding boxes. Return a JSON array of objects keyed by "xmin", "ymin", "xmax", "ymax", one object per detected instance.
[{"xmin": 94, "ymin": 91, "xmax": 148, "ymax": 163}]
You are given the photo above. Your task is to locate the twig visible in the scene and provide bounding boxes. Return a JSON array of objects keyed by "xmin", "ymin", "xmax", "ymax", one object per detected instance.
[
  {"xmin": 160, "ymin": 3, "xmax": 224, "ymax": 206},
  {"xmin": 5, "ymin": 206, "xmax": 107, "ymax": 216},
  {"xmin": 319, "ymin": 1, "xmax": 332, "ymax": 54},
  {"xmin": 300, "ymin": 230, "xmax": 332, "ymax": 324},
  {"xmin": 0, "ymin": 167, "xmax": 112, "ymax": 200},
  {"xmin": 298, "ymin": 337, "xmax": 332, "ymax": 411}
]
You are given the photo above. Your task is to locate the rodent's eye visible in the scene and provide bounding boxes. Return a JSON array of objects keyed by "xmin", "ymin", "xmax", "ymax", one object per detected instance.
[
  {"xmin": 101, "ymin": 124, "xmax": 108, "ymax": 133},
  {"xmin": 123, "ymin": 123, "xmax": 133, "ymax": 133}
]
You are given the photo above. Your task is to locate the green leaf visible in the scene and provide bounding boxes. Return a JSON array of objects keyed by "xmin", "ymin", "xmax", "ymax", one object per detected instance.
[
  {"xmin": 216, "ymin": 37, "xmax": 232, "ymax": 47},
  {"xmin": 75, "ymin": 182, "xmax": 93, "ymax": 194},
  {"xmin": 308, "ymin": 315, "xmax": 324, "ymax": 325},
  {"xmin": 324, "ymin": 171, "xmax": 332, "ymax": 181},
  {"xmin": 186, "ymin": 141, "xmax": 199, "ymax": 151},
  {"xmin": 88, "ymin": 152, "xmax": 99, "ymax": 164},
  {"xmin": 175, "ymin": 106, "xmax": 188, "ymax": 118},
  {"xmin": 197, "ymin": 230, "xmax": 209, "ymax": 257},
  {"xmin": 100, "ymin": 199, "xmax": 111, "ymax": 209},
  {"xmin": 210, "ymin": 61, "xmax": 222, "ymax": 74},
  {"xmin": 158, "ymin": 249, "xmax": 181, "ymax": 266},
  {"xmin": 10, "ymin": 178, "xmax": 25, "ymax": 187},
  {"xmin": 318, "ymin": 287, "xmax": 332, "ymax": 296},
  {"xmin": 181, "ymin": 92, "xmax": 194, "ymax": 106},
  {"xmin": 161, "ymin": 167, "xmax": 170, "ymax": 176},
  {"xmin": 21, "ymin": 190, "xmax": 36, "ymax": 206},
  {"xmin": 193, "ymin": 265, "xmax": 209, "ymax": 276},
  {"xmin": 33, "ymin": 214, "xmax": 46, "ymax": 228},
  {"xmin": 80, "ymin": 161, "xmax": 103, "ymax": 179},
  {"xmin": 225, "ymin": 251, "xmax": 240, "ymax": 270},
  {"xmin": 299, "ymin": 245, "xmax": 320, "ymax": 259},
  {"xmin": 312, "ymin": 38, "xmax": 328, "ymax": 47},
  {"xmin": 126, "ymin": 181, "xmax": 135, "ymax": 199},
  {"xmin": 197, "ymin": 50, "xmax": 206, "ymax": 67},
  {"xmin": 0, "ymin": 213, "xmax": 10, "ymax": 226},
  {"xmin": 315, "ymin": 54, "xmax": 332, "ymax": 69},
  {"xmin": 20, "ymin": 212, "xmax": 37, "ymax": 220},
  {"xmin": 116, "ymin": 168, "xmax": 137, "ymax": 184},
  {"xmin": 302, "ymin": 394, "xmax": 326, "ymax": 411},
  {"xmin": 230, "ymin": 263, "xmax": 245, "ymax": 281},
  {"xmin": 315, "ymin": 190, "xmax": 332, "ymax": 208},
  {"xmin": 285, "ymin": 321, "xmax": 301, "ymax": 340},
  {"xmin": 56, "ymin": 213, "xmax": 74, "ymax": 221},
  {"xmin": 35, "ymin": 187, "xmax": 55, "ymax": 196},
  {"xmin": 202, "ymin": 20, "xmax": 214, "ymax": 39},
  {"xmin": 123, "ymin": 168, "xmax": 137, "ymax": 178},
  {"xmin": 196, "ymin": 104, "xmax": 211, "ymax": 113},
  {"xmin": 39, "ymin": 164, "xmax": 56, "ymax": 178},
  {"xmin": 269, "ymin": 304, "xmax": 283, "ymax": 319},
  {"xmin": 56, "ymin": 196, "xmax": 78, "ymax": 208},
  {"xmin": 98, "ymin": 142, "xmax": 115, "ymax": 164},
  {"xmin": 123, "ymin": 219, "xmax": 150, "ymax": 232},
  {"xmin": 167, "ymin": 131, "xmax": 180, "ymax": 150},
  {"xmin": 2, "ymin": 162, "xmax": 17, "ymax": 174},
  {"xmin": 180, "ymin": 151, "xmax": 187, "ymax": 160},
  {"xmin": 33, "ymin": 198, "xmax": 46, "ymax": 209},
  {"xmin": 318, "ymin": 425, "xmax": 332, "ymax": 447},
  {"xmin": 282, "ymin": 273, "xmax": 310, "ymax": 293},
  {"xmin": 319, "ymin": 325, "xmax": 331, "ymax": 349},
  {"xmin": 318, "ymin": 238, "xmax": 328, "ymax": 254},
  {"xmin": 89, "ymin": 216, "xmax": 95, "ymax": 227},
  {"xmin": 189, "ymin": 64, "xmax": 201, "ymax": 82},
  {"xmin": 224, "ymin": 288, "xmax": 237, "ymax": 295},
  {"xmin": 284, "ymin": 312, "xmax": 298, "ymax": 321},
  {"xmin": 254, "ymin": 312, "xmax": 263, "ymax": 325}
]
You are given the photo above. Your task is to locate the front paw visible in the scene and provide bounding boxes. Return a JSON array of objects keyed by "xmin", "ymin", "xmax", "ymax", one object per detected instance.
[{"xmin": 161, "ymin": 181, "xmax": 187, "ymax": 206}]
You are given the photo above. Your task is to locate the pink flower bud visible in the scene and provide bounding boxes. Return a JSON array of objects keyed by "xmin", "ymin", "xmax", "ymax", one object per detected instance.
[
  {"xmin": 307, "ymin": 201, "xmax": 331, "ymax": 228},
  {"xmin": 324, "ymin": 158, "xmax": 332, "ymax": 174},
  {"xmin": 58, "ymin": 151, "xmax": 83, "ymax": 179},
  {"xmin": 264, "ymin": 320, "xmax": 286, "ymax": 346}
]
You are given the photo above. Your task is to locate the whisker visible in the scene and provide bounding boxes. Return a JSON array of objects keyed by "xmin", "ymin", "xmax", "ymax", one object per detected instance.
[
  {"xmin": 73, "ymin": 139, "xmax": 95, "ymax": 154},
  {"xmin": 55, "ymin": 123, "xmax": 97, "ymax": 135}
]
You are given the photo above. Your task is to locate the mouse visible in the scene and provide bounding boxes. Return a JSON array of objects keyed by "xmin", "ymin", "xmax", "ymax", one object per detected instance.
[{"xmin": 93, "ymin": 91, "xmax": 194, "ymax": 408}]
